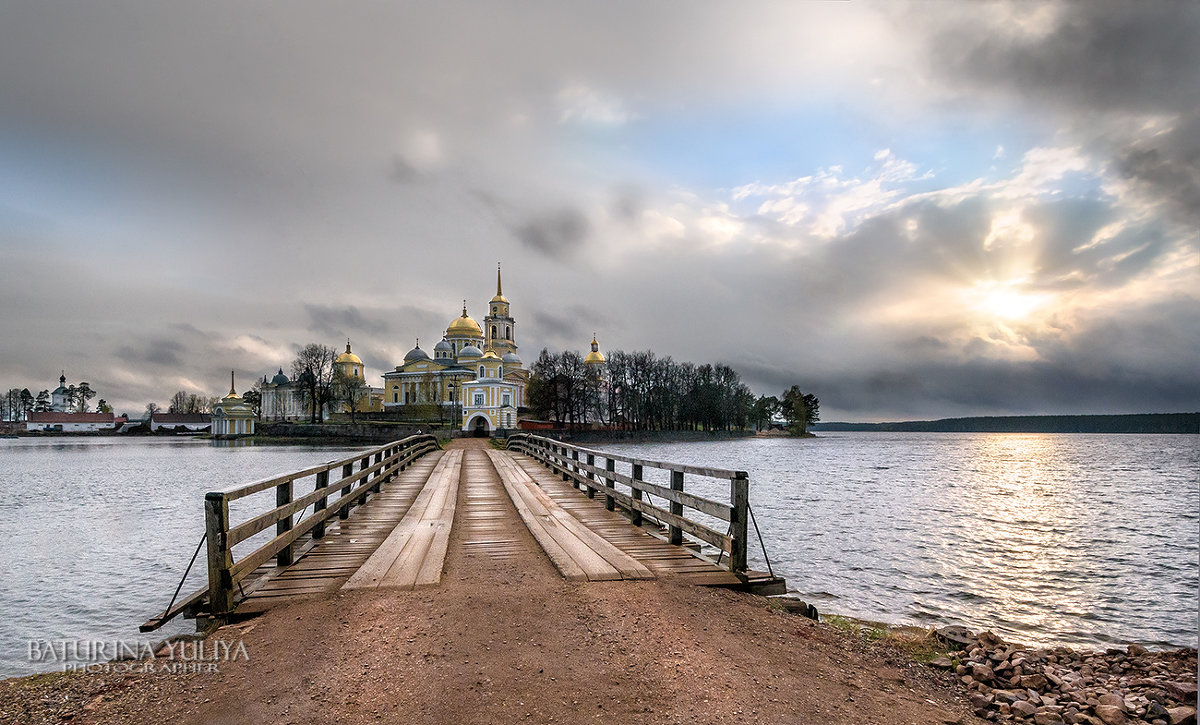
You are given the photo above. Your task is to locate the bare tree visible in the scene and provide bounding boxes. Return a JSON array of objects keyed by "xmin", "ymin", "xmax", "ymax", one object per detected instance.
[
  {"xmin": 333, "ymin": 368, "xmax": 367, "ymax": 423},
  {"xmin": 291, "ymin": 343, "xmax": 337, "ymax": 423},
  {"xmin": 169, "ymin": 390, "xmax": 190, "ymax": 413}
]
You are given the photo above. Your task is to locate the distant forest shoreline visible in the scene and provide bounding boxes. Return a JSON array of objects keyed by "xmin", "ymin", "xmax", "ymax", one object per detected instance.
[{"xmin": 812, "ymin": 412, "xmax": 1200, "ymax": 434}]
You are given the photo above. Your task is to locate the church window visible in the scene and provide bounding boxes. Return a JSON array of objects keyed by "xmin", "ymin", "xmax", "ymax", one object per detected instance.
[
  {"xmin": 474, "ymin": 393, "xmax": 484, "ymax": 407},
  {"xmin": 498, "ymin": 365, "xmax": 503, "ymax": 377},
  {"xmin": 479, "ymin": 365, "xmax": 485, "ymax": 377},
  {"xmin": 505, "ymin": 326, "xmax": 511, "ymax": 340},
  {"xmin": 502, "ymin": 394, "xmax": 511, "ymax": 407},
  {"xmin": 393, "ymin": 392, "xmax": 398, "ymax": 403},
  {"xmin": 491, "ymin": 325, "xmax": 497, "ymax": 338}
]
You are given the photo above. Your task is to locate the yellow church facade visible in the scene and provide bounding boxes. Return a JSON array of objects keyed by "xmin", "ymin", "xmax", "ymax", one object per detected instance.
[{"xmin": 382, "ymin": 266, "xmax": 529, "ymax": 434}]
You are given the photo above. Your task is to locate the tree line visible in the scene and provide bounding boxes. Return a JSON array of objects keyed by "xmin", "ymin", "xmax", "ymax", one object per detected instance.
[
  {"xmin": 2, "ymin": 383, "xmax": 109, "ymax": 421},
  {"xmin": 526, "ymin": 348, "xmax": 820, "ymax": 434}
]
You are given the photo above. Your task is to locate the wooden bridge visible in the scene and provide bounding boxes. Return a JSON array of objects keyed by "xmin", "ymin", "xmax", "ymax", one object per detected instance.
[{"xmin": 142, "ymin": 434, "xmax": 784, "ymax": 632}]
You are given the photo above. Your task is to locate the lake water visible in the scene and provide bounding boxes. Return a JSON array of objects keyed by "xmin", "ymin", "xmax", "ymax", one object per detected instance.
[
  {"xmin": 605, "ymin": 433, "xmax": 1198, "ymax": 652},
  {"xmin": 0, "ymin": 433, "xmax": 1195, "ymax": 678},
  {"xmin": 0, "ymin": 437, "xmax": 368, "ymax": 679}
]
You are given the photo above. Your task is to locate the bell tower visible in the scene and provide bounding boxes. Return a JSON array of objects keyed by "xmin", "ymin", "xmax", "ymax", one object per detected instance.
[{"xmin": 483, "ymin": 262, "xmax": 517, "ymax": 356}]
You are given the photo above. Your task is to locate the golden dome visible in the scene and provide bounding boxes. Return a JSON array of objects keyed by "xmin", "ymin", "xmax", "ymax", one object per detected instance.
[
  {"xmin": 482, "ymin": 348, "xmax": 500, "ymax": 360},
  {"xmin": 585, "ymin": 334, "xmax": 605, "ymax": 365},
  {"xmin": 446, "ymin": 302, "xmax": 483, "ymax": 338},
  {"xmin": 335, "ymin": 340, "xmax": 362, "ymax": 365}
]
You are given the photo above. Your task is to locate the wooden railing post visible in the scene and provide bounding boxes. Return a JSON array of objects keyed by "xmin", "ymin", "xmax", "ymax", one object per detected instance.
[
  {"xmin": 630, "ymin": 463, "xmax": 643, "ymax": 527},
  {"xmin": 668, "ymin": 469, "xmax": 684, "ymax": 545},
  {"xmin": 730, "ymin": 473, "xmax": 749, "ymax": 573},
  {"xmin": 604, "ymin": 458, "xmax": 616, "ymax": 511},
  {"xmin": 312, "ymin": 469, "xmax": 330, "ymax": 539},
  {"xmin": 372, "ymin": 451, "xmax": 383, "ymax": 492},
  {"xmin": 559, "ymin": 444, "xmax": 569, "ymax": 481},
  {"xmin": 204, "ymin": 493, "xmax": 234, "ymax": 619},
  {"xmin": 276, "ymin": 478, "xmax": 293, "ymax": 566},
  {"xmin": 585, "ymin": 453, "xmax": 596, "ymax": 499},
  {"xmin": 571, "ymin": 450, "xmax": 580, "ymax": 489},
  {"xmin": 339, "ymin": 462, "xmax": 353, "ymax": 519}
]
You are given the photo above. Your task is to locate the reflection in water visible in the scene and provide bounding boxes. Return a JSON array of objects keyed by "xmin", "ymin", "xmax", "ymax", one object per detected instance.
[{"xmin": 608, "ymin": 433, "xmax": 1198, "ymax": 650}]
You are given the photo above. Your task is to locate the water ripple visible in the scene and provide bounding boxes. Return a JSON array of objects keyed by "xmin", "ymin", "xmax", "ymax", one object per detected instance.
[{"xmin": 609, "ymin": 432, "xmax": 1199, "ymax": 651}]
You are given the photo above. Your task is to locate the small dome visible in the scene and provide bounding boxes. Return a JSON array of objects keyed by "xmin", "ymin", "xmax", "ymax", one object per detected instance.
[
  {"xmin": 404, "ymin": 343, "xmax": 430, "ymax": 362},
  {"xmin": 585, "ymin": 334, "xmax": 605, "ymax": 365},
  {"xmin": 446, "ymin": 302, "xmax": 483, "ymax": 338},
  {"xmin": 502, "ymin": 352, "xmax": 521, "ymax": 364},
  {"xmin": 434, "ymin": 338, "xmax": 453, "ymax": 352},
  {"xmin": 335, "ymin": 340, "xmax": 362, "ymax": 365},
  {"xmin": 271, "ymin": 368, "xmax": 290, "ymax": 385},
  {"xmin": 459, "ymin": 344, "xmax": 483, "ymax": 359},
  {"xmin": 481, "ymin": 348, "xmax": 500, "ymax": 360}
]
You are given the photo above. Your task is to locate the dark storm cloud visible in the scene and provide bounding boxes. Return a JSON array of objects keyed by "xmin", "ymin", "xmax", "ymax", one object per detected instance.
[
  {"xmin": 511, "ymin": 208, "xmax": 591, "ymax": 258},
  {"xmin": 113, "ymin": 339, "xmax": 185, "ymax": 367},
  {"xmin": 304, "ymin": 304, "xmax": 392, "ymax": 338},
  {"xmin": 929, "ymin": 2, "xmax": 1200, "ymax": 225},
  {"xmin": 531, "ymin": 307, "xmax": 606, "ymax": 350}
]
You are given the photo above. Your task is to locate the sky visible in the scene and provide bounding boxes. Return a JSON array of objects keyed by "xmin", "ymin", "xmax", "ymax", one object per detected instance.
[{"xmin": 0, "ymin": 2, "xmax": 1197, "ymax": 421}]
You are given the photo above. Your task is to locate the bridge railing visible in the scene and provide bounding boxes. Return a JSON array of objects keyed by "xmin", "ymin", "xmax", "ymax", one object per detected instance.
[
  {"xmin": 505, "ymin": 433, "xmax": 750, "ymax": 574},
  {"xmin": 199, "ymin": 433, "xmax": 440, "ymax": 621}
]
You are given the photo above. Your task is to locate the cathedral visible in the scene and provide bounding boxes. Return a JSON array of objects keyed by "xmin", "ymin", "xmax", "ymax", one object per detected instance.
[
  {"xmin": 383, "ymin": 265, "xmax": 531, "ymax": 434},
  {"xmin": 258, "ymin": 264, "xmax": 604, "ymax": 434}
]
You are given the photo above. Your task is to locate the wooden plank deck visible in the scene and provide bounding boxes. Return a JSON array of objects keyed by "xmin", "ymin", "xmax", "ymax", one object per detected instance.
[
  {"xmin": 509, "ymin": 451, "xmax": 750, "ymax": 587},
  {"xmin": 458, "ymin": 446, "xmax": 535, "ymax": 564},
  {"xmin": 234, "ymin": 451, "xmax": 444, "ymax": 614},
  {"xmin": 486, "ymin": 448, "xmax": 652, "ymax": 582},
  {"xmin": 216, "ymin": 441, "xmax": 778, "ymax": 622},
  {"xmin": 342, "ymin": 450, "xmax": 463, "ymax": 590}
]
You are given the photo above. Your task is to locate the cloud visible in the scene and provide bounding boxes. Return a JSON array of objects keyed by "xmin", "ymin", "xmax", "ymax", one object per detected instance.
[
  {"xmin": 926, "ymin": 2, "xmax": 1200, "ymax": 226},
  {"xmin": 557, "ymin": 84, "xmax": 637, "ymax": 126},
  {"xmin": 0, "ymin": 2, "xmax": 1194, "ymax": 420},
  {"xmin": 304, "ymin": 304, "xmax": 392, "ymax": 338},
  {"xmin": 511, "ymin": 207, "xmax": 591, "ymax": 258}
]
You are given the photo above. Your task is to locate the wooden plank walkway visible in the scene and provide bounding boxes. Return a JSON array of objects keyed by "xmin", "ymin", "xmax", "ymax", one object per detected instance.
[
  {"xmin": 459, "ymin": 447, "xmax": 534, "ymax": 564},
  {"xmin": 224, "ymin": 441, "xmax": 775, "ymax": 621},
  {"xmin": 486, "ymin": 448, "xmax": 652, "ymax": 582},
  {"xmin": 509, "ymin": 451, "xmax": 748, "ymax": 588},
  {"xmin": 343, "ymin": 450, "xmax": 463, "ymax": 590},
  {"xmin": 234, "ymin": 451, "xmax": 444, "ymax": 613}
]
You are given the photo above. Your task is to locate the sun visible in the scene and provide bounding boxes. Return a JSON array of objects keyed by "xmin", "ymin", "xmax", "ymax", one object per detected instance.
[{"xmin": 968, "ymin": 281, "xmax": 1049, "ymax": 320}]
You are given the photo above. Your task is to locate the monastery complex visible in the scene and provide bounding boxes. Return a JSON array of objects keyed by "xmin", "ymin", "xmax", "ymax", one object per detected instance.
[{"xmin": 261, "ymin": 265, "xmax": 604, "ymax": 435}]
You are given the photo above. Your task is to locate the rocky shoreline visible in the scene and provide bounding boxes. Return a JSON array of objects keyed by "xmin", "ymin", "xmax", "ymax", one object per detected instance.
[{"xmin": 930, "ymin": 626, "xmax": 1197, "ymax": 725}]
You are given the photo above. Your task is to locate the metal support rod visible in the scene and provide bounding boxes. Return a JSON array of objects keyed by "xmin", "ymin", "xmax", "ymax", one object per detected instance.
[
  {"xmin": 156, "ymin": 532, "xmax": 207, "ymax": 623},
  {"xmin": 748, "ymin": 502, "xmax": 774, "ymax": 578}
]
